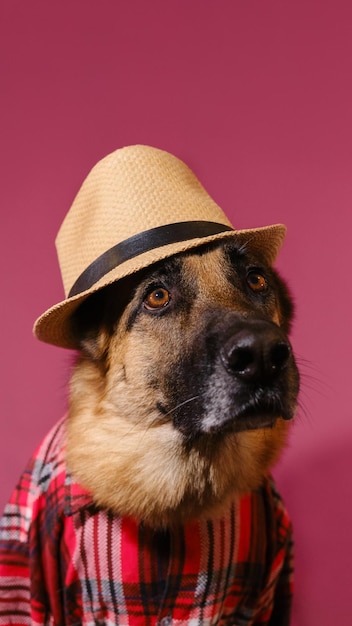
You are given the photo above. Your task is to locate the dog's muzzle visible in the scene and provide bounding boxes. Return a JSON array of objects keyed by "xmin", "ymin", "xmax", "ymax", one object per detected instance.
[{"xmin": 169, "ymin": 313, "xmax": 300, "ymax": 438}]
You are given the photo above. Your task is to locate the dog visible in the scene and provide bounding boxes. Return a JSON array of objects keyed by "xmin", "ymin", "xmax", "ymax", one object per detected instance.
[
  {"xmin": 0, "ymin": 146, "xmax": 299, "ymax": 625},
  {"xmin": 67, "ymin": 240, "xmax": 299, "ymax": 528}
]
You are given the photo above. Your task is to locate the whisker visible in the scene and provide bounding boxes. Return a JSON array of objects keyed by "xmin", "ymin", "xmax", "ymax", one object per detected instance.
[
  {"xmin": 236, "ymin": 239, "xmax": 251, "ymax": 256},
  {"xmin": 116, "ymin": 396, "xmax": 201, "ymax": 444},
  {"xmin": 161, "ymin": 395, "xmax": 200, "ymax": 418},
  {"xmin": 296, "ymin": 355, "xmax": 332, "ymax": 400},
  {"xmin": 295, "ymin": 398, "xmax": 315, "ymax": 428}
]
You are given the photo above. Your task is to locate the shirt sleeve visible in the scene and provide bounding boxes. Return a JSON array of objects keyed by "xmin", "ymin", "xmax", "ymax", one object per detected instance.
[
  {"xmin": 0, "ymin": 458, "xmax": 47, "ymax": 624},
  {"xmin": 0, "ymin": 421, "xmax": 67, "ymax": 625}
]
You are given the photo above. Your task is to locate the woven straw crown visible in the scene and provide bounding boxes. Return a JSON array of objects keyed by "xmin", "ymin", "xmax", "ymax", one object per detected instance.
[{"xmin": 34, "ymin": 145, "xmax": 286, "ymax": 349}]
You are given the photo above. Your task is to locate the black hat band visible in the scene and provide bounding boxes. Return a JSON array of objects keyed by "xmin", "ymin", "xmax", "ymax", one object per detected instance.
[{"xmin": 68, "ymin": 220, "xmax": 233, "ymax": 298}]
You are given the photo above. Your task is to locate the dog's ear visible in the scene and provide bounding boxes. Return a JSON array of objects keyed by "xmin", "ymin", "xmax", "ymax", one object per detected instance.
[
  {"xmin": 70, "ymin": 278, "xmax": 137, "ymax": 362},
  {"xmin": 70, "ymin": 290, "xmax": 112, "ymax": 362},
  {"xmin": 272, "ymin": 269, "xmax": 295, "ymax": 335}
]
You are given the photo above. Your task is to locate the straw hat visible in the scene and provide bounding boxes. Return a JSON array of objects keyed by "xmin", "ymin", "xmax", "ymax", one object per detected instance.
[{"xmin": 34, "ymin": 145, "xmax": 286, "ymax": 349}]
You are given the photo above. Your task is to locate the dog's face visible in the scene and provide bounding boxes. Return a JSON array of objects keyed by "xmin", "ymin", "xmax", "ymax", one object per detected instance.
[{"xmin": 67, "ymin": 241, "xmax": 299, "ymax": 526}]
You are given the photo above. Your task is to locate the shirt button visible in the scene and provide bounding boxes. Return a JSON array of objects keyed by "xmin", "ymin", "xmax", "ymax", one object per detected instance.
[{"xmin": 159, "ymin": 616, "xmax": 172, "ymax": 626}]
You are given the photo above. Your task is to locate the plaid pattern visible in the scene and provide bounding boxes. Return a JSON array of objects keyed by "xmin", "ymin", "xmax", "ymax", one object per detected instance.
[{"xmin": 0, "ymin": 419, "xmax": 293, "ymax": 625}]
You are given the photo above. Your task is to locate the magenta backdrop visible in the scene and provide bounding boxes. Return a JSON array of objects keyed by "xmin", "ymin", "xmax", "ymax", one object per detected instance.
[{"xmin": 1, "ymin": 1, "xmax": 351, "ymax": 623}]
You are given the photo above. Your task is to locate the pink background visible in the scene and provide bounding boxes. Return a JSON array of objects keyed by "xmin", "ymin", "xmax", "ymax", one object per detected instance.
[{"xmin": 1, "ymin": 1, "xmax": 351, "ymax": 623}]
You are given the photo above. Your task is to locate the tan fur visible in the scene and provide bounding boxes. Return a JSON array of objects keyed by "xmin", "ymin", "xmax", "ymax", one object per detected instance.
[{"xmin": 66, "ymin": 247, "xmax": 294, "ymax": 527}]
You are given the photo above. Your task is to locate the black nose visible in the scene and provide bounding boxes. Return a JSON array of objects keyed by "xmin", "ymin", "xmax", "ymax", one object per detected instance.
[{"xmin": 221, "ymin": 320, "xmax": 291, "ymax": 383}]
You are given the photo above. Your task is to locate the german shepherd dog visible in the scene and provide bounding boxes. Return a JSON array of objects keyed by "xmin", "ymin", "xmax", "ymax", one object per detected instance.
[
  {"xmin": 0, "ymin": 143, "xmax": 300, "ymax": 620},
  {"xmin": 0, "ymin": 233, "xmax": 300, "ymax": 623},
  {"xmin": 66, "ymin": 239, "xmax": 299, "ymax": 529}
]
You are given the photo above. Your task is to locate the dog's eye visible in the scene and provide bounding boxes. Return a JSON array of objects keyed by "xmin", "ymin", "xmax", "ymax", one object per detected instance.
[
  {"xmin": 144, "ymin": 287, "xmax": 171, "ymax": 310},
  {"xmin": 246, "ymin": 271, "xmax": 268, "ymax": 292}
]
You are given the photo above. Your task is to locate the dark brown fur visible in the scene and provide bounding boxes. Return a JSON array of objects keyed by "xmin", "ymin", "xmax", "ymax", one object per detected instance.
[{"xmin": 66, "ymin": 241, "xmax": 299, "ymax": 527}]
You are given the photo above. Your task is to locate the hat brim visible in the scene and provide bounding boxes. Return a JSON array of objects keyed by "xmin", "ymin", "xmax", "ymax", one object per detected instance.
[{"xmin": 33, "ymin": 224, "xmax": 286, "ymax": 349}]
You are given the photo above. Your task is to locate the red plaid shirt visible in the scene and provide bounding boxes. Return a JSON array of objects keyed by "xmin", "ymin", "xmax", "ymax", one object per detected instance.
[{"xmin": 0, "ymin": 419, "xmax": 293, "ymax": 625}]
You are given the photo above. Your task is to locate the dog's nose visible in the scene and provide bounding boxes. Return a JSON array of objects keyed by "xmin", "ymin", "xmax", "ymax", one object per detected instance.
[{"xmin": 220, "ymin": 320, "xmax": 291, "ymax": 383}]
